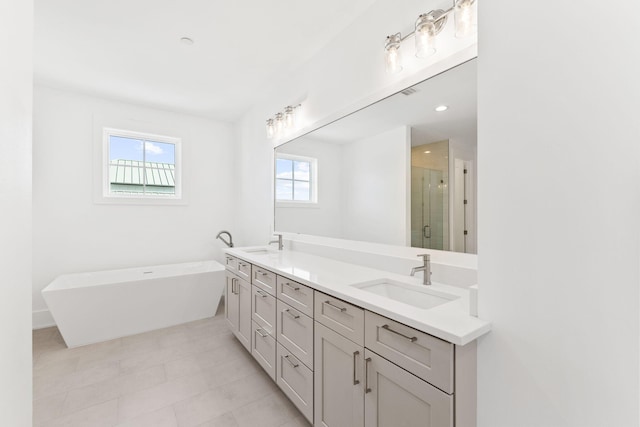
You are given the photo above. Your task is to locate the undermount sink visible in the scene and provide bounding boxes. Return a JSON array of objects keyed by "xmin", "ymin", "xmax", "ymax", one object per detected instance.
[
  {"xmin": 240, "ymin": 247, "xmax": 273, "ymax": 255},
  {"xmin": 351, "ymin": 279, "xmax": 458, "ymax": 310}
]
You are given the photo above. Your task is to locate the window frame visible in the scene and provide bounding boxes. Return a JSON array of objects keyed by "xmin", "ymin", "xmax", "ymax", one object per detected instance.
[
  {"xmin": 102, "ymin": 127, "xmax": 182, "ymax": 202},
  {"xmin": 274, "ymin": 153, "xmax": 318, "ymax": 207}
]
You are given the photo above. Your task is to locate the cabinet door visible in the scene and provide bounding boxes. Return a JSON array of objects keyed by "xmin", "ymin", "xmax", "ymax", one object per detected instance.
[
  {"xmin": 364, "ymin": 350, "xmax": 453, "ymax": 427},
  {"xmin": 225, "ymin": 273, "xmax": 239, "ymax": 332},
  {"xmin": 277, "ymin": 300, "xmax": 313, "ymax": 369},
  {"xmin": 236, "ymin": 276, "xmax": 252, "ymax": 351},
  {"xmin": 314, "ymin": 322, "xmax": 364, "ymax": 427},
  {"xmin": 252, "ymin": 286, "xmax": 277, "ymax": 336}
]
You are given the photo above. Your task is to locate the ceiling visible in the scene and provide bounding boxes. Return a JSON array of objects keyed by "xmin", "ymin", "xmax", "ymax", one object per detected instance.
[
  {"xmin": 301, "ymin": 58, "xmax": 477, "ymax": 148},
  {"xmin": 34, "ymin": 0, "xmax": 378, "ymax": 121}
]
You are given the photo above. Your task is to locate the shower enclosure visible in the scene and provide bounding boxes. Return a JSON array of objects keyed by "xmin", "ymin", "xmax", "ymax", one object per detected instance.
[{"xmin": 411, "ymin": 166, "xmax": 449, "ymax": 250}]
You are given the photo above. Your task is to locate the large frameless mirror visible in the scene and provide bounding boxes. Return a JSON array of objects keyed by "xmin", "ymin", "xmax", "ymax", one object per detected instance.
[{"xmin": 274, "ymin": 58, "xmax": 477, "ymax": 254}]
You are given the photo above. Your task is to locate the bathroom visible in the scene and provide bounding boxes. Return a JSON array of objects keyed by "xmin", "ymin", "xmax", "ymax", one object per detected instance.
[{"xmin": 1, "ymin": 0, "xmax": 639, "ymax": 426}]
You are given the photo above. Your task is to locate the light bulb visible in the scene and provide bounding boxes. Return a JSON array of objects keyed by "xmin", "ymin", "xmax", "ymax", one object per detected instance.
[
  {"xmin": 415, "ymin": 15, "xmax": 436, "ymax": 58},
  {"xmin": 275, "ymin": 113, "xmax": 284, "ymax": 136},
  {"xmin": 455, "ymin": 0, "xmax": 476, "ymax": 38},
  {"xmin": 284, "ymin": 106, "xmax": 295, "ymax": 129},
  {"xmin": 384, "ymin": 33, "xmax": 403, "ymax": 74},
  {"xmin": 266, "ymin": 119, "xmax": 275, "ymax": 139}
]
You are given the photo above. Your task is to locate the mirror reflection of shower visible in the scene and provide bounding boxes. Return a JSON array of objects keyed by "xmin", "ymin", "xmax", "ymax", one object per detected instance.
[{"xmin": 411, "ymin": 141, "xmax": 449, "ymax": 250}]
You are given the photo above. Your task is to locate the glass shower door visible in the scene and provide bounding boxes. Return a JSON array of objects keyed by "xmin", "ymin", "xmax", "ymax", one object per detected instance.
[{"xmin": 411, "ymin": 167, "xmax": 445, "ymax": 250}]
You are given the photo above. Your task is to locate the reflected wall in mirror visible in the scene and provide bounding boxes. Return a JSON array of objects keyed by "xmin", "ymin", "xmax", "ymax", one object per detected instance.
[{"xmin": 275, "ymin": 58, "xmax": 477, "ymax": 254}]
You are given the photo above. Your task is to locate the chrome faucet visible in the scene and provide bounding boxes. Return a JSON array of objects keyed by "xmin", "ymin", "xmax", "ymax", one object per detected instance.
[
  {"xmin": 215, "ymin": 230, "xmax": 234, "ymax": 248},
  {"xmin": 410, "ymin": 254, "xmax": 432, "ymax": 286},
  {"xmin": 268, "ymin": 233, "xmax": 283, "ymax": 251}
]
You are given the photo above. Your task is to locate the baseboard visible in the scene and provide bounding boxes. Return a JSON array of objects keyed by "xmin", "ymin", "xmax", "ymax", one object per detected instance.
[{"xmin": 33, "ymin": 309, "xmax": 56, "ymax": 329}]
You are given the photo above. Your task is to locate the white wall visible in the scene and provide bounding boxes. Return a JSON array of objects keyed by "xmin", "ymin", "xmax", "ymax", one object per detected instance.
[
  {"xmin": 33, "ymin": 86, "xmax": 236, "ymax": 326},
  {"xmin": 341, "ymin": 126, "xmax": 410, "ymax": 245},
  {"xmin": 477, "ymin": 1, "xmax": 640, "ymax": 426},
  {"xmin": 0, "ymin": 0, "xmax": 33, "ymax": 423}
]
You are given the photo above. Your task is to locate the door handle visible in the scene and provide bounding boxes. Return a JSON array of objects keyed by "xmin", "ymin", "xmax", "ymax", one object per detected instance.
[
  {"xmin": 365, "ymin": 357, "xmax": 372, "ymax": 393},
  {"xmin": 353, "ymin": 351, "xmax": 360, "ymax": 385}
]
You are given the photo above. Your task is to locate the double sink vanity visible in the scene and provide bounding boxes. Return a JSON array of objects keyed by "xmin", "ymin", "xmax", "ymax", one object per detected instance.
[{"xmin": 223, "ymin": 245, "xmax": 490, "ymax": 427}]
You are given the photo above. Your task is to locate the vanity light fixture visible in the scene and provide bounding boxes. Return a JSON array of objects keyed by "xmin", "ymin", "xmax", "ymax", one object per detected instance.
[
  {"xmin": 424, "ymin": 150, "xmax": 432, "ymax": 154},
  {"xmin": 384, "ymin": 0, "xmax": 477, "ymax": 74},
  {"xmin": 454, "ymin": 0, "xmax": 477, "ymax": 38},
  {"xmin": 435, "ymin": 105, "xmax": 449, "ymax": 112},
  {"xmin": 265, "ymin": 104, "xmax": 302, "ymax": 139}
]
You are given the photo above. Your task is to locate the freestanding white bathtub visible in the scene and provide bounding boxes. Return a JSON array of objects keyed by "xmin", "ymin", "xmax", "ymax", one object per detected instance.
[{"xmin": 42, "ymin": 260, "xmax": 225, "ymax": 348}]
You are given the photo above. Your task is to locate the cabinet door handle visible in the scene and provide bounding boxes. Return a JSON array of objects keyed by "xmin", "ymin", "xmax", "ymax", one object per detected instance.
[
  {"xmin": 353, "ymin": 351, "xmax": 360, "ymax": 385},
  {"xmin": 323, "ymin": 300, "xmax": 347, "ymax": 313},
  {"xmin": 381, "ymin": 324, "xmax": 417, "ymax": 342},
  {"xmin": 256, "ymin": 289, "xmax": 269, "ymax": 298},
  {"xmin": 284, "ymin": 354, "xmax": 299, "ymax": 368},
  {"xmin": 256, "ymin": 328, "xmax": 269, "ymax": 338},
  {"xmin": 231, "ymin": 278, "xmax": 236, "ymax": 294},
  {"xmin": 234, "ymin": 278, "xmax": 239, "ymax": 295},
  {"xmin": 284, "ymin": 281, "xmax": 300, "ymax": 291},
  {"xmin": 284, "ymin": 308, "xmax": 300, "ymax": 319},
  {"xmin": 365, "ymin": 357, "xmax": 372, "ymax": 393}
]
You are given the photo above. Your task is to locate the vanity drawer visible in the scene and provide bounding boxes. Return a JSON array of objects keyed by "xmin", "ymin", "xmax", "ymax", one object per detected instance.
[
  {"xmin": 252, "ymin": 321, "xmax": 276, "ymax": 380},
  {"xmin": 364, "ymin": 311, "xmax": 453, "ymax": 393},
  {"xmin": 276, "ymin": 300, "xmax": 313, "ymax": 369},
  {"xmin": 314, "ymin": 291, "xmax": 364, "ymax": 346},
  {"xmin": 237, "ymin": 259, "xmax": 252, "ymax": 281},
  {"xmin": 252, "ymin": 285, "xmax": 276, "ymax": 337},
  {"xmin": 276, "ymin": 276, "xmax": 313, "ymax": 317},
  {"xmin": 276, "ymin": 343, "xmax": 313, "ymax": 424},
  {"xmin": 252, "ymin": 266, "xmax": 277, "ymax": 296},
  {"xmin": 224, "ymin": 255, "xmax": 238, "ymax": 272}
]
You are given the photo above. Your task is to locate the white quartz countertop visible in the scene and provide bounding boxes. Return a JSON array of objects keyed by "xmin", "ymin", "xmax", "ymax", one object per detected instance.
[{"xmin": 224, "ymin": 246, "xmax": 490, "ymax": 346}]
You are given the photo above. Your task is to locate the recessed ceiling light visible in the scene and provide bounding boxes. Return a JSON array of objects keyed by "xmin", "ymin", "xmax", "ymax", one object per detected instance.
[
  {"xmin": 180, "ymin": 37, "xmax": 194, "ymax": 45},
  {"xmin": 424, "ymin": 150, "xmax": 431, "ymax": 154},
  {"xmin": 435, "ymin": 105, "xmax": 448, "ymax": 112}
]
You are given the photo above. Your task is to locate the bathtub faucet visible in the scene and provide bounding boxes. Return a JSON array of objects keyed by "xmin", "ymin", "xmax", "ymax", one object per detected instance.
[{"xmin": 216, "ymin": 230, "xmax": 234, "ymax": 248}]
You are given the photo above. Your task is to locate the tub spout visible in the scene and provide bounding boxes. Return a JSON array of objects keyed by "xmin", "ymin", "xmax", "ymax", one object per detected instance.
[{"xmin": 216, "ymin": 230, "xmax": 234, "ymax": 248}]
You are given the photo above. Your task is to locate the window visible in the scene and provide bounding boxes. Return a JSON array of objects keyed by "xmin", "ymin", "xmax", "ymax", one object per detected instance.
[
  {"xmin": 103, "ymin": 128, "xmax": 181, "ymax": 200},
  {"xmin": 275, "ymin": 154, "xmax": 317, "ymax": 203}
]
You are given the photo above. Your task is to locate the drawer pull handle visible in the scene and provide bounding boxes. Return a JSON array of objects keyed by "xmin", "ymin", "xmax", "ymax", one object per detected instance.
[
  {"xmin": 256, "ymin": 289, "xmax": 269, "ymax": 298},
  {"xmin": 261, "ymin": 272, "xmax": 268, "ymax": 276},
  {"xmin": 381, "ymin": 324, "xmax": 417, "ymax": 342},
  {"xmin": 284, "ymin": 282, "xmax": 300, "ymax": 291},
  {"xmin": 365, "ymin": 357, "xmax": 372, "ymax": 393},
  {"xmin": 323, "ymin": 300, "xmax": 347, "ymax": 313},
  {"xmin": 284, "ymin": 355, "xmax": 299, "ymax": 368},
  {"xmin": 284, "ymin": 309, "xmax": 300, "ymax": 319},
  {"xmin": 256, "ymin": 328, "xmax": 269, "ymax": 338},
  {"xmin": 239, "ymin": 262, "xmax": 247, "ymax": 267},
  {"xmin": 353, "ymin": 351, "xmax": 360, "ymax": 385}
]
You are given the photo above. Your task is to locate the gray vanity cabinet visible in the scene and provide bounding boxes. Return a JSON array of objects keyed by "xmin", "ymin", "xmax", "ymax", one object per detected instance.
[
  {"xmin": 314, "ymin": 321, "xmax": 365, "ymax": 427},
  {"xmin": 224, "ymin": 270, "xmax": 251, "ymax": 352},
  {"xmin": 364, "ymin": 350, "xmax": 453, "ymax": 427}
]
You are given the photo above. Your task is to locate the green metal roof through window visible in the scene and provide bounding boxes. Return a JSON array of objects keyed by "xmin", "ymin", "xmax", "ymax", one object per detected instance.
[{"xmin": 109, "ymin": 159, "xmax": 175, "ymax": 187}]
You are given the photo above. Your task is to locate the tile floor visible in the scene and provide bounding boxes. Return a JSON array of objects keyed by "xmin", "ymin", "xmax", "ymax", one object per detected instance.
[{"xmin": 33, "ymin": 306, "xmax": 310, "ymax": 427}]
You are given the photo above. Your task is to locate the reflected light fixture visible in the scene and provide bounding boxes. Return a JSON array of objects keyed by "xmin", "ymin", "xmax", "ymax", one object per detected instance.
[
  {"xmin": 435, "ymin": 105, "xmax": 449, "ymax": 112},
  {"xmin": 265, "ymin": 104, "xmax": 302, "ymax": 139},
  {"xmin": 384, "ymin": 0, "xmax": 477, "ymax": 74},
  {"xmin": 265, "ymin": 119, "xmax": 275, "ymax": 139}
]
